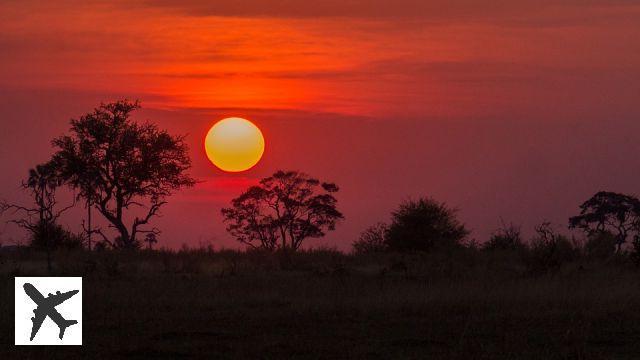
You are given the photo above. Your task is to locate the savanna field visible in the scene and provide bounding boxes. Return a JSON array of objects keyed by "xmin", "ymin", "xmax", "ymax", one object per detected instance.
[{"xmin": 3, "ymin": 246, "xmax": 640, "ymax": 359}]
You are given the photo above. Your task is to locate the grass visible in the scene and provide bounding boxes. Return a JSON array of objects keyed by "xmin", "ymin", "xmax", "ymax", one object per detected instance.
[{"xmin": 2, "ymin": 248, "xmax": 640, "ymax": 359}]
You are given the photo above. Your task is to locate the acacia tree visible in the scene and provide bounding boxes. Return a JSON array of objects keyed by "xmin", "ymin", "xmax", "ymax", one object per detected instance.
[
  {"xmin": 569, "ymin": 191, "xmax": 640, "ymax": 251},
  {"xmin": 52, "ymin": 100, "xmax": 196, "ymax": 249},
  {"xmin": 221, "ymin": 170, "xmax": 343, "ymax": 251}
]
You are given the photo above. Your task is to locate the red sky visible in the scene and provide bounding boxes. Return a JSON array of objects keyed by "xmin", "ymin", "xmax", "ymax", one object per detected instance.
[{"xmin": 1, "ymin": 0, "xmax": 640, "ymax": 249}]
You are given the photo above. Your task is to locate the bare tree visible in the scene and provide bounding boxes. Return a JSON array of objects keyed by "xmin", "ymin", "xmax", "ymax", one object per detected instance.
[
  {"xmin": 52, "ymin": 100, "xmax": 196, "ymax": 249},
  {"xmin": 221, "ymin": 170, "xmax": 343, "ymax": 252}
]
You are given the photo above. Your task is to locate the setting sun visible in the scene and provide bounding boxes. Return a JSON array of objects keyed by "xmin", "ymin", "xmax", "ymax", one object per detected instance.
[{"xmin": 204, "ymin": 117, "xmax": 265, "ymax": 172}]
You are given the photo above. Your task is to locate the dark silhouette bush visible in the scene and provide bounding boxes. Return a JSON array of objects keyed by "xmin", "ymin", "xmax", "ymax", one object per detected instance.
[
  {"xmin": 385, "ymin": 197, "xmax": 469, "ymax": 252},
  {"xmin": 526, "ymin": 222, "xmax": 578, "ymax": 272},
  {"xmin": 482, "ymin": 222, "xmax": 523, "ymax": 251},
  {"xmin": 352, "ymin": 222, "xmax": 388, "ymax": 254},
  {"xmin": 584, "ymin": 231, "xmax": 617, "ymax": 260},
  {"xmin": 30, "ymin": 222, "xmax": 84, "ymax": 250}
]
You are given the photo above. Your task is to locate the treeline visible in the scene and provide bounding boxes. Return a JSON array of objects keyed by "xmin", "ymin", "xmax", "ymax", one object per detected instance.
[
  {"xmin": 2, "ymin": 100, "xmax": 640, "ymax": 273},
  {"xmin": 352, "ymin": 193, "xmax": 640, "ymax": 270},
  {"xmin": 0, "ymin": 100, "xmax": 195, "ymax": 263}
]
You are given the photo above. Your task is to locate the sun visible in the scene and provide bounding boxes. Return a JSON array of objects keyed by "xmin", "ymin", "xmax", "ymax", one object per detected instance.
[{"xmin": 204, "ymin": 117, "xmax": 265, "ymax": 172}]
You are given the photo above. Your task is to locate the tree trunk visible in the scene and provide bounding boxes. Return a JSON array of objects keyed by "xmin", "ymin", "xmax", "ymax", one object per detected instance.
[
  {"xmin": 87, "ymin": 201, "xmax": 92, "ymax": 250},
  {"xmin": 115, "ymin": 222, "xmax": 132, "ymax": 249}
]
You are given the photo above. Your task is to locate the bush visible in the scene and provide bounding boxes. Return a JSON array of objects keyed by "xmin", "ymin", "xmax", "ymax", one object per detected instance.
[
  {"xmin": 352, "ymin": 222, "xmax": 388, "ymax": 254},
  {"xmin": 526, "ymin": 223, "xmax": 578, "ymax": 272},
  {"xmin": 385, "ymin": 197, "xmax": 469, "ymax": 252},
  {"xmin": 584, "ymin": 231, "xmax": 617, "ymax": 260},
  {"xmin": 483, "ymin": 222, "xmax": 523, "ymax": 251},
  {"xmin": 30, "ymin": 222, "xmax": 84, "ymax": 250}
]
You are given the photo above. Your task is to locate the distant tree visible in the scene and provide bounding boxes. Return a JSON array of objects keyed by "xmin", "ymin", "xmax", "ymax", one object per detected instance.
[
  {"xmin": 144, "ymin": 233, "xmax": 158, "ymax": 250},
  {"xmin": 528, "ymin": 222, "xmax": 578, "ymax": 272},
  {"xmin": 482, "ymin": 221, "xmax": 522, "ymax": 251},
  {"xmin": 569, "ymin": 191, "xmax": 640, "ymax": 252},
  {"xmin": 0, "ymin": 162, "xmax": 76, "ymax": 246},
  {"xmin": 352, "ymin": 222, "xmax": 388, "ymax": 254},
  {"xmin": 52, "ymin": 100, "xmax": 196, "ymax": 249},
  {"xmin": 0, "ymin": 161, "xmax": 77, "ymax": 270},
  {"xmin": 221, "ymin": 170, "xmax": 343, "ymax": 252},
  {"xmin": 385, "ymin": 197, "xmax": 469, "ymax": 252}
]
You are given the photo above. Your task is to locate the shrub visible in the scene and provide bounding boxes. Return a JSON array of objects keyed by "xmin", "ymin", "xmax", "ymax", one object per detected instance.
[
  {"xmin": 385, "ymin": 197, "xmax": 469, "ymax": 252},
  {"xmin": 584, "ymin": 231, "xmax": 617, "ymax": 260},
  {"xmin": 30, "ymin": 222, "xmax": 84, "ymax": 250},
  {"xmin": 526, "ymin": 222, "xmax": 578, "ymax": 272},
  {"xmin": 352, "ymin": 222, "xmax": 388, "ymax": 254},
  {"xmin": 483, "ymin": 222, "xmax": 523, "ymax": 251}
]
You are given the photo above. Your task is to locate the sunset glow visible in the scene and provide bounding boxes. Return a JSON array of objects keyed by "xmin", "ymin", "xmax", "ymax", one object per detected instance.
[
  {"xmin": 204, "ymin": 117, "xmax": 265, "ymax": 172},
  {"xmin": 3, "ymin": 1, "xmax": 640, "ymax": 355},
  {"xmin": 1, "ymin": 1, "xmax": 640, "ymax": 250}
]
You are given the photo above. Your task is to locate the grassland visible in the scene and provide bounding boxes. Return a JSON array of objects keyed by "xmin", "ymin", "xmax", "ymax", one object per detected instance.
[{"xmin": 2, "ymin": 248, "xmax": 640, "ymax": 359}]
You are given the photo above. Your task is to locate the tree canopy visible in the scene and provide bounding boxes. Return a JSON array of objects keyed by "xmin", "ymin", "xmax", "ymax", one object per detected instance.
[
  {"xmin": 221, "ymin": 170, "xmax": 343, "ymax": 251},
  {"xmin": 569, "ymin": 191, "xmax": 640, "ymax": 251},
  {"xmin": 52, "ymin": 100, "xmax": 196, "ymax": 248}
]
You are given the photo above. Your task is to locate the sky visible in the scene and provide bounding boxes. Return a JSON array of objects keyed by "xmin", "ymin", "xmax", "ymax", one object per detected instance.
[{"xmin": 1, "ymin": 0, "xmax": 639, "ymax": 249}]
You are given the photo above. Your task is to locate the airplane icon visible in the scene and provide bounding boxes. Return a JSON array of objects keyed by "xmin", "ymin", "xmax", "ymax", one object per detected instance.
[{"xmin": 23, "ymin": 283, "xmax": 79, "ymax": 341}]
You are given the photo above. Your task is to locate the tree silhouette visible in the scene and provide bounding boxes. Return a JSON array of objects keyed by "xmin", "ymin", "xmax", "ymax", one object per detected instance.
[
  {"xmin": 352, "ymin": 222, "xmax": 388, "ymax": 254},
  {"xmin": 221, "ymin": 170, "xmax": 343, "ymax": 252},
  {"xmin": 144, "ymin": 233, "xmax": 158, "ymax": 250},
  {"xmin": 0, "ymin": 161, "xmax": 76, "ymax": 270},
  {"xmin": 482, "ymin": 221, "xmax": 522, "ymax": 251},
  {"xmin": 569, "ymin": 191, "xmax": 640, "ymax": 252},
  {"xmin": 385, "ymin": 197, "xmax": 468, "ymax": 252},
  {"xmin": 528, "ymin": 221, "xmax": 578, "ymax": 271},
  {"xmin": 52, "ymin": 100, "xmax": 196, "ymax": 249}
]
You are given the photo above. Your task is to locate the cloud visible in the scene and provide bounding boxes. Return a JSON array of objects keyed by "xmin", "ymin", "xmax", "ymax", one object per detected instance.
[
  {"xmin": 151, "ymin": 59, "xmax": 611, "ymax": 86},
  {"xmin": 135, "ymin": 0, "xmax": 640, "ymax": 26}
]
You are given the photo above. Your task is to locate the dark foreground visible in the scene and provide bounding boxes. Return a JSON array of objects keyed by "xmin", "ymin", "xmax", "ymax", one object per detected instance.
[{"xmin": 2, "ymin": 249, "xmax": 640, "ymax": 359}]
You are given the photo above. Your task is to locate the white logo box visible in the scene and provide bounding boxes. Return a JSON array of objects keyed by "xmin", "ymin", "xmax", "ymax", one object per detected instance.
[{"xmin": 14, "ymin": 277, "xmax": 82, "ymax": 345}]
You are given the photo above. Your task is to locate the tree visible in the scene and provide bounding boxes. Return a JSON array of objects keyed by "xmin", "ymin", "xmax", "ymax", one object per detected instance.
[
  {"xmin": 352, "ymin": 222, "xmax": 388, "ymax": 254},
  {"xmin": 0, "ymin": 161, "xmax": 77, "ymax": 270},
  {"xmin": 569, "ymin": 191, "xmax": 640, "ymax": 252},
  {"xmin": 0, "ymin": 162, "xmax": 76, "ymax": 246},
  {"xmin": 221, "ymin": 170, "xmax": 343, "ymax": 252},
  {"xmin": 52, "ymin": 100, "xmax": 196, "ymax": 249},
  {"xmin": 144, "ymin": 233, "xmax": 158, "ymax": 250},
  {"xmin": 385, "ymin": 197, "xmax": 469, "ymax": 252}
]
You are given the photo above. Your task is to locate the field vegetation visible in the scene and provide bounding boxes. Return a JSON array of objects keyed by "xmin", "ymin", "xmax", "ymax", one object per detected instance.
[{"xmin": 2, "ymin": 237, "xmax": 640, "ymax": 359}]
